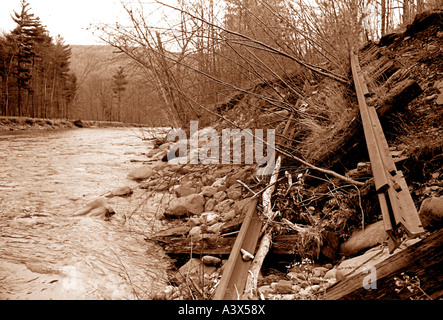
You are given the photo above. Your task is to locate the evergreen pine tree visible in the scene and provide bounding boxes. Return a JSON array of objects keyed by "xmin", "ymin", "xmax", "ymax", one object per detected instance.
[{"xmin": 112, "ymin": 67, "xmax": 128, "ymax": 122}]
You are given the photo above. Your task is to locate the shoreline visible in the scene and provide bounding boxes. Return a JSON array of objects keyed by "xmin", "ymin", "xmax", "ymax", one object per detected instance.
[{"xmin": 0, "ymin": 116, "xmax": 149, "ymax": 132}]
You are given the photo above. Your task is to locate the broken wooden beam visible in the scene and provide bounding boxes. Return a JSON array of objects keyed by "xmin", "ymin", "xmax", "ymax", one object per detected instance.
[
  {"xmin": 375, "ymin": 79, "xmax": 422, "ymax": 117},
  {"xmin": 159, "ymin": 233, "xmax": 335, "ymax": 256},
  {"xmin": 323, "ymin": 229, "xmax": 443, "ymax": 300}
]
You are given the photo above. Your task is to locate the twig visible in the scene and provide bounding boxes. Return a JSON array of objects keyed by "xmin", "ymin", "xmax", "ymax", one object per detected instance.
[
  {"xmin": 107, "ymin": 245, "xmax": 140, "ymax": 300},
  {"xmin": 236, "ymin": 179, "xmax": 258, "ymax": 198}
]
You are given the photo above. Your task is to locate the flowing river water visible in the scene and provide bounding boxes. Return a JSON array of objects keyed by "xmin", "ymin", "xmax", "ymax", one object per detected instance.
[{"xmin": 0, "ymin": 127, "xmax": 172, "ymax": 300}]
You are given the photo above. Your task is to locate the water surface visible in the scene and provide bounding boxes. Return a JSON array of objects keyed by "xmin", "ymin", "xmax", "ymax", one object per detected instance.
[{"xmin": 0, "ymin": 128, "xmax": 171, "ymax": 300}]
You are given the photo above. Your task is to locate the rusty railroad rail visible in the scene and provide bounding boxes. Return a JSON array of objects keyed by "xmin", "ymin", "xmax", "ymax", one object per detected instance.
[{"xmin": 350, "ymin": 51, "xmax": 424, "ymax": 252}]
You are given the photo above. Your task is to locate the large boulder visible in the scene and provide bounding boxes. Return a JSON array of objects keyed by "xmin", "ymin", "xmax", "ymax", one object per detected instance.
[
  {"xmin": 165, "ymin": 194, "xmax": 206, "ymax": 218},
  {"xmin": 127, "ymin": 166, "xmax": 154, "ymax": 181},
  {"xmin": 419, "ymin": 196, "xmax": 443, "ymax": 231},
  {"xmin": 339, "ymin": 220, "xmax": 388, "ymax": 256}
]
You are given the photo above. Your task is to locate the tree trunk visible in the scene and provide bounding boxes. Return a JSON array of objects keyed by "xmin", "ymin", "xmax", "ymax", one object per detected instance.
[{"xmin": 381, "ymin": 0, "xmax": 387, "ymax": 36}]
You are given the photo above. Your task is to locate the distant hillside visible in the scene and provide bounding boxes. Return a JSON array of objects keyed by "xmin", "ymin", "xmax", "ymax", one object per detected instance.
[
  {"xmin": 69, "ymin": 45, "xmax": 127, "ymax": 80},
  {"xmin": 66, "ymin": 44, "xmax": 169, "ymax": 125}
]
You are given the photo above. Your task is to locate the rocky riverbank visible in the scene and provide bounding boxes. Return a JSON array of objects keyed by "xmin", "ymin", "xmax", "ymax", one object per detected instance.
[
  {"xmin": 0, "ymin": 116, "xmax": 147, "ymax": 131},
  {"xmin": 128, "ymin": 136, "xmax": 440, "ymax": 300}
]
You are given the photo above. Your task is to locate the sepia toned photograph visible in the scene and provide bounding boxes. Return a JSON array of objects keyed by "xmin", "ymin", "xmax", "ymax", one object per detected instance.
[{"xmin": 0, "ymin": 0, "xmax": 441, "ymax": 304}]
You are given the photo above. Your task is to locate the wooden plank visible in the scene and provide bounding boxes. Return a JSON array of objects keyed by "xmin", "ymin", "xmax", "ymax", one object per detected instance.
[
  {"xmin": 164, "ymin": 237, "xmax": 235, "ymax": 255},
  {"xmin": 323, "ymin": 229, "xmax": 443, "ymax": 300},
  {"xmin": 213, "ymin": 198, "xmax": 261, "ymax": 300}
]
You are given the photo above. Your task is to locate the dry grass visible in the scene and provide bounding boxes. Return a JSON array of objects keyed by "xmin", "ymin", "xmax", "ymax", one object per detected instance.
[{"xmin": 296, "ymin": 80, "xmax": 356, "ymax": 163}]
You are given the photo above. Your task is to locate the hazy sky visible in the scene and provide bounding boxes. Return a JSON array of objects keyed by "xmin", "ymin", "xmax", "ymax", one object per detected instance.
[{"xmin": 0, "ymin": 0, "xmax": 166, "ymax": 45}]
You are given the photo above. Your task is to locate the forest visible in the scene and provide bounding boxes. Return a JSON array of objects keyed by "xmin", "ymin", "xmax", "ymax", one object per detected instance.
[{"xmin": 0, "ymin": 0, "xmax": 441, "ymax": 127}]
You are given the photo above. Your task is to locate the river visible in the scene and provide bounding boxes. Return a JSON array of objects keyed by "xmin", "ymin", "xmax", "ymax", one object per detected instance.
[{"xmin": 0, "ymin": 127, "xmax": 171, "ymax": 300}]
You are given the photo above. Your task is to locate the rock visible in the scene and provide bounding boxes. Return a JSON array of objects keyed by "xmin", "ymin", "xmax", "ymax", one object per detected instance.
[
  {"xmin": 207, "ymin": 222, "xmax": 223, "ymax": 234},
  {"xmin": 202, "ymin": 256, "xmax": 222, "ymax": 267},
  {"xmin": 298, "ymin": 287, "xmax": 311, "ymax": 296},
  {"xmin": 188, "ymin": 217, "xmax": 201, "ymax": 227},
  {"xmin": 227, "ymin": 188, "xmax": 243, "ymax": 200},
  {"xmin": 339, "ymin": 220, "xmax": 387, "ymax": 256},
  {"xmin": 174, "ymin": 181, "xmax": 198, "ymax": 198},
  {"xmin": 221, "ymin": 209, "xmax": 236, "ymax": 222},
  {"xmin": 189, "ymin": 226, "xmax": 202, "ymax": 237},
  {"xmin": 310, "ymin": 284, "xmax": 321, "ymax": 293},
  {"xmin": 419, "ymin": 196, "xmax": 443, "ymax": 230},
  {"xmin": 226, "ymin": 168, "xmax": 249, "ymax": 187},
  {"xmin": 233, "ymin": 197, "xmax": 253, "ymax": 215},
  {"xmin": 201, "ymin": 186, "xmax": 217, "ymax": 197},
  {"xmin": 310, "ymin": 277, "xmax": 323, "ymax": 285},
  {"xmin": 165, "ymin": 194, "xmax": 205, "ymax": 218},
  {"xmin": 202, "ymin": 175, "xmax": 215, "ymax": 187},
  {"xmin": 72, "ymin": 198, "xmax": 115, "ymax": 219},
  {"xmin": 258, "ymin": 285, "xmax": 274, "ymax": 297},
  {"xmin": 175, "ymin": 258, "xmax": 216, "ymax": 285},
  {"xmin": 128, "ymin": 166, "xmax": 154, "ymax": 181},
  {"xmin": 154, "ymin": 181, "xmax": 169, "ymax": 191},
  {"xmin": 155, "ymin": 225, "xmax": 191, "ymax": 237},
  {"xmin": 312, "ymin": 267, "xmax": 329, "ymax": 278},
  {"xmin": 435, "ymin": 81, "xmax": 443, "ymax": 105},
  {"xmin": 184, "ymin": 193, "xmax": 206, "ymax": 215},
  {"xmin": 106, "ymin": 186, "xmax": 133, "ymax": 197},
  {"xmin": 204, "ymin": 198, "xmax": 216, "ymax": 211},
  {"xmin": 214, "ymin": 199, "xmax": 235, "ymax": 213},
  {"xmin": 323, "ymin": 263, "xmax": 333, "ymax": 270},
  {"xmin": 323, "ymin": 269, "xmax": 337, "ymax": 280},
  {"xmin": 287, "ymin": 272, "xmax": 298, "ymax": 281},
  {"xmin": 212, "ymin": 177, "xmax": 227, "ymax": 192},
  {"xmin": 293, "ymin": 272, "xmax": 308, "ymax": 281},
  {"xmin": 213, "ymin": 191, "xmax": 227, "ymax": 202},
  {"xmin": 200, "ymin": 212, "xmax": 219, "ymax": 225},
  {"xmin": 274, "ymin": 280, "xmax": 293, "ymax": 294},
  {"xmin": 164, "ymin": 286, "xmax": 176, "ymax": 300}
]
